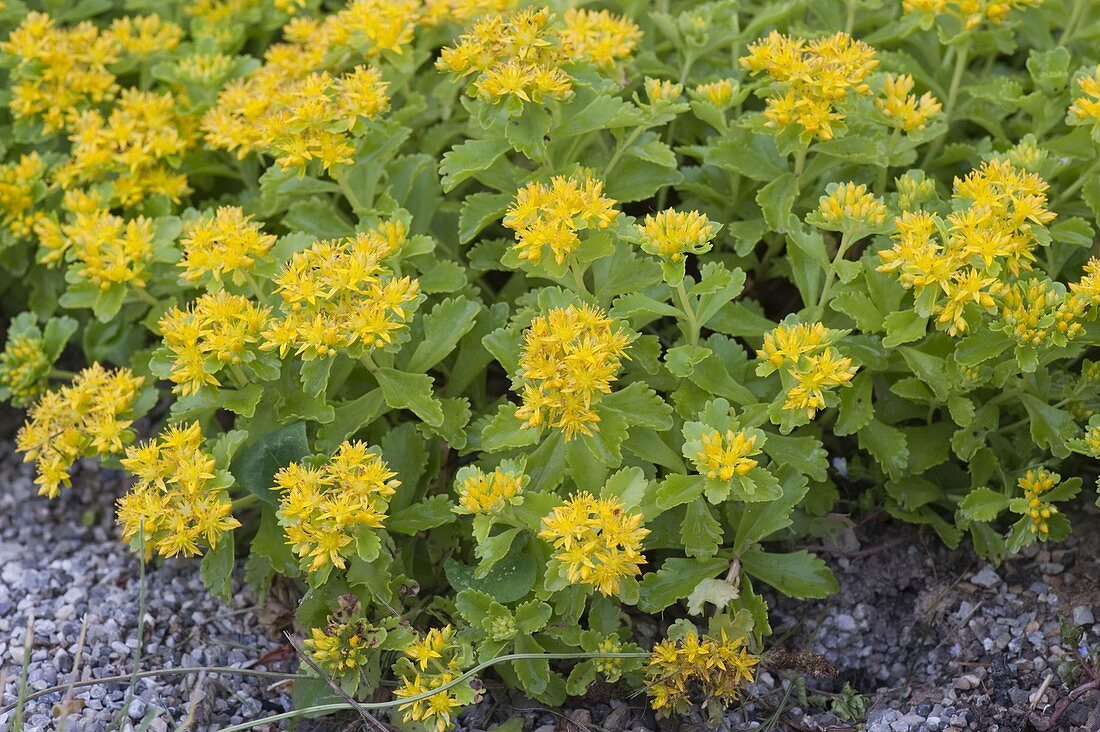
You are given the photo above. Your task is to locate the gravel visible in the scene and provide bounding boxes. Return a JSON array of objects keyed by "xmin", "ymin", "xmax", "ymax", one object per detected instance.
[
  {"xmin": 2, "ymin": 428, "xmax": 1099, "ymax": 732},
  {"xmin": 0, "ymin": 441, "xmax": 295, "ymax": 731}
]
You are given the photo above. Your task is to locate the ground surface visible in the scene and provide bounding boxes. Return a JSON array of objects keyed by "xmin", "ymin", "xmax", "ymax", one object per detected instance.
[{"xmin": 1, "ymin": 434, "xmax": 1098, "ymax": 731}]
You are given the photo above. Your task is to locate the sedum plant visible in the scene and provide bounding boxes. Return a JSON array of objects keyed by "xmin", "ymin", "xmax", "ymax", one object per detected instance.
[{"xmin": 1, "ymin": 0, "xmax": 1100, "ymax": 728}]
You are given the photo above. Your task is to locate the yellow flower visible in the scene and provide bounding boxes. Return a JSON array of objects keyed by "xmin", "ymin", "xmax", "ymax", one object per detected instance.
[
  {"xmin": 109, "ymin": 14, "xmax": 184, "ymax": 58},
  {"xmin": 1018, "ymin": 468, "xmax": 1059, "ymax": 536},
  {"xmin": 179, "ymin": 206, "xmax": 276, "ymax": 286},
  {"xmin": 35, "ymin": 208, "xmax": 159, "ymax": 290},
  {"xmin": 1068, "ymin": 65, "xmax": 1100, "ymax": 131},
  {"xmin": 117, "ymin": 422, "xmax": 240, "ymax": 558},
  {"xmin": 0, "ymin": 152, "xmax": 49, "ymax": 240},
  {"xmin": 878, "ymin": 159, "xmax": 1057, "ymax": 336},
  {"xmin": 514, "ymin": 304, "xmax": 634, "ymax": 440},
  {"xmin": 0, "ymin": 332, "xmax": 48, "ymax": 407},
  {"xmin": 539, "ymin": 492, "xmax": 649, "ymax": 596},
  {"xmin": 692, "ymin": 428, "xmax": 762, "ymax": 481},
  {"xmin": 16, "ymin": 365, "xmax": 143, "ymax": 498},
  {"xmin": 158, "ymin": 292, "xmax": 271, "ymax": 396},
  {"xmin": 645, "ymin": 78, "xmax": 684, "ymax": 105},
  {"xmin": 636, "ymin": 209, "xmax": 719, "ymax": 262},
  {"xmin": 55, "ymin": 89, "xmax": 194, "ymax": 206},
  {"xmin": 394, "ymin": 626, "xmax": 477, "ymax": 732},
  {"xmin": 693, "ymin": 79, "xmax": 738, "ymax": 107},
  {"xmin": 274, "ymin": 441, "xmax": 399, "ymax": 572},
  {"xmin": 0, "ymin": 12, "xmax": 120, "ymax": 132},
  {"xmin": 306, "ymin": 623, "xmax": 376, "ymax": 674},
  {"xmin": 876, "ymin": 74, "xmax": 942, "ymax": 132},
  {"xmin": 904, "ymin": 0, "xmax": 1044, "ymax": 29},
  {"xmin": 757, "ymin": 322, "xmax": 857, "ymax": 419},
  {"xmin": 895, "ymin": 172, "xmax": 938, "ymax": 212},
  {"xmin": 740, "ymin": 31, "xmax": 877, "ymax": 142},
  {"xmin": 503, "ymin": 172, "xmax": 619, "ymax": 265},
  {"xmin": 813, "ymin": 182, "xmax": 887, "ymax": 232},
  {"xmin": 453, "ymin": 463, "xmax": 526, "ymax": 515},
  {"xmin": 560, "ymin": 9, "xmax": 642, "ymax": 68},
  {"xmin": 261, "ymin": 224, "xmax": 420, "ymax": 360},
  {"xmin": 645, "ymin": 630, "xmax": 759, "ymax": 712}
]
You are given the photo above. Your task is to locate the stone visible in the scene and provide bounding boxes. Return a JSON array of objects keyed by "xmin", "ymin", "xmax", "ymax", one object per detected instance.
[
  {"xmin": 954, "ymin": 674, "xmax": 980, "ymax": 691},
  {"xmin": 1072, "ymin": 606, "xmax": 1094, "ymax": 626},
  {"xmin": 835, "ymin": 613, "xmax": 857, "ymax": 631},
  {"xmin": 970, "ymin": 566, "xmax": 1000, "ymax": 588}
]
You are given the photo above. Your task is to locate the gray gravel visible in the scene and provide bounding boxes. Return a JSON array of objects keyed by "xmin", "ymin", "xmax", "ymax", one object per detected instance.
[{"xmin": 0, "ymin": 441, "xmax": 295, "ymax": 731}]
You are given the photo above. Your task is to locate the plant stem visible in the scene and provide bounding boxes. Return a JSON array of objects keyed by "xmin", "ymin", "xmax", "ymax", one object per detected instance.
[
  {"xmin": 242, "ymin": 272, "xmax": 268, "ymax": 303},
  {"xmin": 360, "ymin": 351, "xmax": 379, "ymax": 374},
  {"xmin": 845, "ymin": 0, "xmax": 858, "ymax": 34},
  {"xmin": 602, "ymin": 126, "xmax": 645, "ymax": 178},
  {"xmin": 334, "ymin": 170, "xmax": 365, "ymax": 214},
  {"xmin": 1055, "ymin": 156, "xmax": 1100, "ymax": 206},
  {"xmin": 49, "ymin": 368, "xmax": 78, "ymax": 380},
  {"xmin": 217, "ymin": 651, "xmax": 654, "ymax": 732},
  {"xmin": 570, "ymin": 263, "xmax": 591, "ymax": 298},
  {"xmin": 232, "ymin": 494, "xmax": 260, "ymax": 511},
  {"xmin": 814, "ymin": 232, "xmax": 853, "ymax": 318},
  {"xmin": 228, "ymin": 364, "xmax": 250, "ymax": 389},
  {"xmin": 675, "ymin": 281, "xmax": 700, "ymax": 346},
  {"xmin": 1059, "ymin": 0, "xmax": 1087, "ymax": 44},
  {"xmin": 921, "ymin": 37, "xmax": 971, "ymax": 168},
  {"xmin": 134, "ymin": 288, "xmax": 159, "ymax": 307},
  {"xmin": 793, "ymin": 147, "xmax": 808, "ymax": 183}
]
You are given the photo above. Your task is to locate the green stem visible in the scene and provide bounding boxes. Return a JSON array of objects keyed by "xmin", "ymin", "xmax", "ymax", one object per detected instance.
[
  {"xmin": 334, "ymin": 170, "xmax": 366, "ymax": 214},
  {"xmin": 1059, "ymin": 0, "xmax": 1087, "ymax": 44},
  {"xmin": 242, "ymin": 272, "xmax": 268, "ymax": 303},
  {"xmin": 875, "ymin": 130, "xmax": 901, "ymax": 197},
  {"xmin": 921, "ymin": 37, "xmax": 971, "ymax": 168},
  {"xmin": 217, "ymin": 652, "xmax": 653, "ymax": 732},
  {"xmin": 570, "ymin": 263, "xmax": 591, "ymax": 298},
  {"xmin": 814, "ymin": 232, "xmax": 854, "ymax": 319},
  {"xmin": 602, "ymin": 126, "xmax": 646, "ymax": 178},
  {"xmin": 1055, "ymin": 156, "xmax": 1100, "ymax": 206},
  {"xmin": 232, "ymin": 494, "xmax": 260, "ymax": 511},
  {"xmin": 675, "ymin": 281, "xmax": 700, "ymax": 346},
  {"xmin": 360, "ymin": 351, "xmax": 379, "ymax": 374},
  {"xmin": 793, "ymin": 147, "xmax": 808, "ymax": 185},
  {"xmin": 228, "ymin": 363, "xmax": 250, "ymax": 389},
  {"xmin": 49, "ymin": 368, "xmax": 78, "ymax": 380},
  {"xmin": 845, "ymin": 0, "xmax": 858, "ymax": 34},
  {"xmin": 134, "ymin": 288, "xmax": 159, "ymax": 307}
]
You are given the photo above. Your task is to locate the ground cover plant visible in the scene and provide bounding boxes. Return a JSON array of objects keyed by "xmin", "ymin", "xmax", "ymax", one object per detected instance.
[{"xmin": 0, "ymin": 0, "xmax": 1099, "ymax": 728}]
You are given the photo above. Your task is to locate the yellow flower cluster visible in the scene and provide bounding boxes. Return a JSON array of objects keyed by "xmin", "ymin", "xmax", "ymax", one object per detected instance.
[
  {"xmin": 896, "ymin": 172, "xmax": 938, "ymax": 211},
  {"xmin": 0, "ymin": 333, "xmax": 49, "ymax": 407},
  {"xmin": 814, "ymin": 182, "xmax": 888, "ymax": 232},
  {"xmin": 179, "ymin": 206, "xmax": 276, "ymax": 286},
  {"xmin": 438, "ymin": 7, "xmax": 639, "ymax": 103},
  {"xmin": 0, "ymin": 152, "xmax": 49, "ymax": 239},
  {"xmin": 646, "ymin": 78, "xmax": 684, "ymax": 105},
  {"xmin": 204, "ymin": 66, "xmax": 390, "ymax": 173},
  {"xmin": 16, "ymin": 364, "xmax": 144, "ymax": 498},
  {"xmin": 876, "ymin": 74, "xmax": 942, "ymax": 132},
  {"xmin": 117, "ymin": 422, "xmax": 240, "ymax": 558},
  {"xmin": 998, "ymin": 279, "xmax": 1086, "ymax": 347},
  {"xmin": 694, "ymin": 79, "xmax": 738, "ymax": 107},
  {"xmin": 57, "ymin": 89, "xmax": 194, "ymax": 206},
  {"xmin": 1070, "ymin": 422, "xmax": 1100, "ymax": 458},
  {"xmin": 395, "ymin": 626, "xmax": 473, "ymax": 732},
  {"xmin": 538, "ymin": 492, "xmax": 649, "ymax": 596},
  {"xmin": 646, "ymin": 631, "xmax": 759, "ymax": 712},
  {"xmin": 902, "ymin": 0, "xmax": 1044, "ymax": 29},
  {"xmin": 306, "ymin": 623, "xmax": 373, "ymax": 674},
  {"xmin": 692, "ymin": 428, "xmax": 763, "ymax": 481},
  {"xmin": 453, "ymin": 464, "xmax": 526, "ymax": 515},
  {"xmin": 0, "ymin": 12, "xmax": 119, "ymax": 132},
  {"xmin": 636, "ymin": 210, "xmax": 720, "ymax": 262},
  {"xmin": 514, "ymin": 304, "xmax": 634, "ymax": 440},
  {"xmin": 739, "ymin": 31, "xmax": 878, "ymax": 142},
  {"xmin": 263, "ymin": 226, "xmax": 420, "ymax": 360},
  {"xmin": 758, "ymin": 322, "xmax": 857, "ymax": 419},
  {"xmin": 1018, "ymin": 468, "xmax": 1059, "ymax": 536},
  {"xmin": 503, "ymin": 173, "xmax": 619, "ymax": 265},
  {"xmin": 159, "ymin": 292, "xmax": 271, "ymax": 396},
  {"xmin": 559, "ymin": 9, "xmax": 644, "ymax": 70},
  {"xmin": 36, "ymin": 208, "xmax": 157, "ymax": 290},
  {"xmin": 110, "ymin": 14, "xmax": 184, "ymax": 58},
  {"xmin": 275, "ymin": 441, "xmax": 400, "ymax": 572},
  {"xmin": 1068, "ymin": 66, "xmax": 1100, "ymax": 131},
  {"xmin": 878, "ymin": 159, "xmax": 1057, "ymax": 335}
]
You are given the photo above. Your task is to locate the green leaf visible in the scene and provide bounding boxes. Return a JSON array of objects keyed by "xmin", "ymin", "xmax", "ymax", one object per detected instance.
[
  {"xmin": 440, "ymin": 137, "xmax": 510, "ymax": 192},
  {"xmin": 686, "ymin": 578, "xmax": 740, "ymax": 616},
  {"xmin": 637, "ymin": 557, "xmax": 728, "ymax": 613},
  {"xmin": 481, "ymin": 404, "xmax": 540, "ymax": 452},
  {"xmin": 514, "ymin": 600, "xmax": 552, "ymax": 633},
  {"xmin": 959, "ymin": 487, "xmax": 1010, "ymax": 522},
  {"xmin": 706, "ymin": 130, "xmax": 786, "ymax": 181},
  {"xmin": 835, "ymin": 371, "xmax": 874, "ymax": 436},
  {"xmin": 386, "ymin": 495, "xmax": 456, "ymax": 535},
  {"xmin": 882, "ymin": 311, "xmax": 927, "ymax": 348},
  {"xmin": 444, "ymin": 535, "xmax": 537, "ymax": 603},
  {"xmin": 762, "ymin": 434, "xmax": 828, "ymax": 482},
  {"xmin": 599, "ymin": 381, "xmax": 673, "ymax": 430},
  {"xmin": 231, "ymin": 422, "xmax": 310, "ymax": 505},
  {"xmin": 955, "ymin": 330, "xmax": 1012, "ymax": 367},
  {"xmin": 857, "ymin": 420, "xmax": 909, "ymax": 480},
  {"xmin": 200, "ymin": 532, "xmax": 235, "ymax": 603},
  {"xmin": 406, "ymin": 296, "xmax": 481, "ymax": 373},
  {"xmin": 755, "ymin": 173, "xmax": 798, "ymax": 233},
  {"xmin": 475, "ymin": 528, "xmax": 520, "ymax": 578},
  {"xmin": 459, "ymin": 192, "xmax": 512, "ymax": 243},
  {"xmin": 733, "ymin": 467, "xmax": 809, "ymax": 553},
  {"xmin": 740, "ymin": 548, "xmax": 837, "ymax": 599},
  {"xmin": 376, "ymin": 368, "xmax": 444, "ymax": 427},
  {"xmin": 1021, "ymin": 394, "xmax": 1075, "ymax": 458},
  {"xmin": 681, "ymin": 499, "xmax": 723, "ymax": 558},
  {"xmin": 652, "ymin": 474, "xmax": 705, "ymax": 514}
]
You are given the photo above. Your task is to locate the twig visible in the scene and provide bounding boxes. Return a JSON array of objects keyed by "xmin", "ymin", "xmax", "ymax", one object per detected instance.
[
  {"xmin": 57, "ymin": 615, "xmax": 90, "ymax": 730},
  {"xmin": 176, "ymin": 670, "xmax": 207, "ymax": 732},
  {"xmin": 12, "ymin": 614, "xmax": 35, "ymax": 730},
  {"xmin": 285, "ymin": 632, "xmax": 386, "ymax": 731},
  {"xmin": 0, "ymin": 666, "xmax": 304, "ymax": 715},
  {"xmin": 1047, "ymin": 680, "xmax": 1099, "ymax": 728}
]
